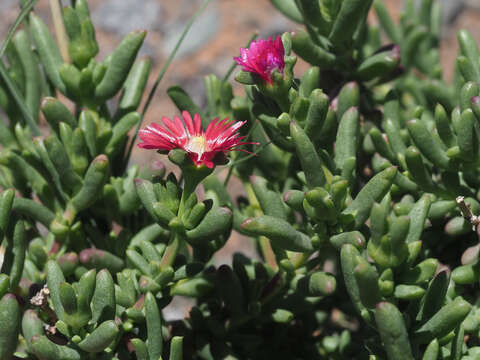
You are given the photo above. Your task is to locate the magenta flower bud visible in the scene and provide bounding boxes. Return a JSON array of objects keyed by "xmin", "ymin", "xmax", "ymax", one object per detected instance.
[
  {"xmin": 234, "ymin": 36, "xmax": 285, "ymax": 84},
  {"xmin": 138, "ymin": 111, "xmax": 257, "ymax": 168}
]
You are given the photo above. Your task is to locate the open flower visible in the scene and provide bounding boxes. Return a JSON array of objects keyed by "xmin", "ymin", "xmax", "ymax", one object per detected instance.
[
  {"xmin": 234, "ymin": 36, "xmax": 285, "ymax": 84},
  {"xmin": 138, "ymin": 111, "xmax": 255, "ymax": 168}
]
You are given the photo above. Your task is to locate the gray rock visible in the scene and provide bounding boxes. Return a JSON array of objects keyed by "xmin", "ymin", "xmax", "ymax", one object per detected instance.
[
  {"xmin": 92, "ymin": 0, "xmax": 162, "ymax": 35},
  {"xmin": 414, "ymin": 0, "xmax": 464, "ymax": 24},
  {"xmin": 162, "ymin": 4, "xmax": 220, "ymax": 58},
  {"xmin": 465, "ymin": 0, "xmax": 480, "ymax": 9},
  {"xmin": 260, "ymin": 13, "xmax": 293, "ymax": 39},
  {"xmin": 442, "ymin": 0, "xmax": 464, "ymax": 23},
  {"xmin": 162, "ymin": 296, "xmax": 194, "ymax": 321},
  {"xmin": 137, "ymin": 40, "xmax": 157, "ymax": 60},
  {"xmin": 169, "ymin": 75, "xmax": 207, "ymax": 109},
  {"xmin": 0, "ymin": 0, "xmax": 16, "ymax": 12}
]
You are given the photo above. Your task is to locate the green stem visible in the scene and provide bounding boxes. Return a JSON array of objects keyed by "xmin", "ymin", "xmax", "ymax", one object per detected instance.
[
  {"xmin": 274, "ymin": 91, "xmax": 291, "ymax": 113},
  {"xmin": 159, "ymin": 167, "xmax": 210, "ymax": 269},
  {"xmin": 177, "ymin": 175, "xmax": 197, "ymax": 217},
  {"xmin": 159, "ymin": 190, "xmax": 191, "ymax": 270},
  {"xmin": 223, "ymin": 166, "xmax": 234, "ymax": 187},
  {"xmin": 159, "ymin": 232, "xmax": 181, "ymax": 269}
]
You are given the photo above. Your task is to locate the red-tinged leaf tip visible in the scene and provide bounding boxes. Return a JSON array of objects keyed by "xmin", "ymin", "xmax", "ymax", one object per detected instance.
[
  {"xmin": 391, "ymin": 45, "xmax": 401, "ymax": 60},
  {"xmin": 240, "ymin": 218, "xmax": 255, "ymax": 228},
  {"xmin": 134, "ymin": 178, "xmax": 145, "ymax": 186},
  {"xmin": 79, "ymin": 248, "xmax": 104, "ymax": 264},
  {"xmin": 58, "ymin": 252, "xmax": 79, "ymax": 265},
  {"xmin": 346, "ymin": 82, "xmax": 358, "ymax": 89},
  {"xmin": 330, "ymin": 98, "xmax": 338, "ymax": 111},
  {"xmin": 98, "ymin": 268, "xmax": 110, "ymax": 275},
  {"xmin": 94, "ymin": 154, "xmax": 108, "ymax": 163},
  {"xmin": 138, "ymin": 276, "xmax": 149, "ymax": 288},
  {"xmin": 461, "ymin": 243, "xmax": 480, "ymax": 265},
  {"xmin": 30, "ymin": 334, "xmax": 41, "ymax": 344},
  {"xmin": 353, "ymin": 264, "xmax": 362, "ymax": 273},
  {"xmin": 356, "ymin": 235, "xmax": 365, "ymax": 247},
  {"xmin": 41, "ymin": 97, "xmax": 55, "ymax": 108},
  {"xmin": 24, "ymin": 309, "xmax": 37, "ymax": 316},
  {"xmin": 376, "ymin": 301, "xmax": 389, "ymax": 310},
  {"xmin": 79, "ymin": 249, "xmax": 92, "ymax": 264},
  {"xmin": 471, "ymin": 96, "xmax": 480, "ymax": 105},
  {"xmin": 134, "ymin": 294, "xmax": 145, "ymax": 310},
  {"xmin": 1, "ymin": 293, "xmax": 17, "ymax": 301},
  {"xmin": 219, "ymin": 207, "xmax": 233, "ymax": 216},
  {"xmin": 49, "ymin": 241, "xmax": 61, "ymax": 254},
  {"xmin": 325, "ymin": 279, "xmax": 335, "ymax": 294}
]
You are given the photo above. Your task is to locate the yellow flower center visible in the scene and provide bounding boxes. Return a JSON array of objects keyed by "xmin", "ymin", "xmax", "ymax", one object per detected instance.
[{"xmin": 185, "ymin": 136, "xmax": 207, "ymax": 157}]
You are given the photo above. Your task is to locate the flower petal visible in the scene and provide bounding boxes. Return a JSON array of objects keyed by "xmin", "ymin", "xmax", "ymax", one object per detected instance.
[{"xmin": 138, "ymin": 112, "xmax": 252, "ymax": 168}]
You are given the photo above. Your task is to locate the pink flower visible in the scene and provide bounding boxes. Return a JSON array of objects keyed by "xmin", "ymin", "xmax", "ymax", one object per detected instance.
[
  {"xmin": 138, "ymin": 111, "xmax": 255, "ymax": 168},
  {"xmin": 234, "ymin": 36, "xmax": 285, "ymax": 84}
]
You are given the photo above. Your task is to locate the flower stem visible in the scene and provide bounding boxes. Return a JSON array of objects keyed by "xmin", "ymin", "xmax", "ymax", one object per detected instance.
[
  {"xmin": 159, "ymin": 232, "xmax": 181, "ymax": 269},
  {"xmin": 177, "ymin": 176, "xmax": 197, "ymax": 217},
  {"xmin": 160, "ymin": 167, "xmax": 211, "ymax": 269},
  {"xmin": 274, "ymin": 91, "xmax": 291, "ymax": 113},
  {"xmin": 159, "ymin": 187, "xmax": 191, "ymax": 270}
]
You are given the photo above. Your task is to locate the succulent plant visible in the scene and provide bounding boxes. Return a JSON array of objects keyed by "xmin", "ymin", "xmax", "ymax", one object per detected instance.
[{"xmin": 2, "ymin": 0, "xmax": 480, "ymax": 359}]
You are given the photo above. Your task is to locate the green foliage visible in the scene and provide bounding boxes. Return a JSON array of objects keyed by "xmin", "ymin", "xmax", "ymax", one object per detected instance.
[{"xmin": 2, "ymin": 0, "xmax": 480, "ymax": 359}]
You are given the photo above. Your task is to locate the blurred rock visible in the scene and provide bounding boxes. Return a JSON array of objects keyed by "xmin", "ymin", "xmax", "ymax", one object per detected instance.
[
  {"xmin": 92, "ymin": 0, "xmax": 162, "ymax": 36},
  {"xmin": 413, "ymin": 0, "xmax": 464, "ymax": 24},
  {"xmin": 260, "ymin": 14, "xmax": 293, "ymax": 39},
  {"xmin": 0, "ymin": 0, "xmax": 16, "ymax": 12},
  {"xmin": 162, "ymin": 4, "xmax": 220, "ymax": 58},
  {"xmin": 443, "ymin": 0, "xmax": 464, "ymax": 23},
  {"xmin": 162, "ymin": 296, "xmax": 194, "ymax": 321},
  {"xmin": 137, "ymin": 41, "xmax": 157, "ymax": 60},
  {"xmin": 170, "ymin": 75, "xmax": 207, "ymax": 109},
  {"xmin": 466, "ymin": 0, "xmax": 480, "ymax": 9}
]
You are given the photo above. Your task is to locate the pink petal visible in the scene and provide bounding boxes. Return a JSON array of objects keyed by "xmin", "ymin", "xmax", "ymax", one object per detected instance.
[
  {"xmin": 193, "ymin": 113, "xmax": 202, "ymax": 134},
  {"xmin": 182, "ymin": 111, "xmax": 195, "ymax": 135},
  {"xmin": 138, "ymin": 112, "xmax": 253, "ymax": 168}
]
